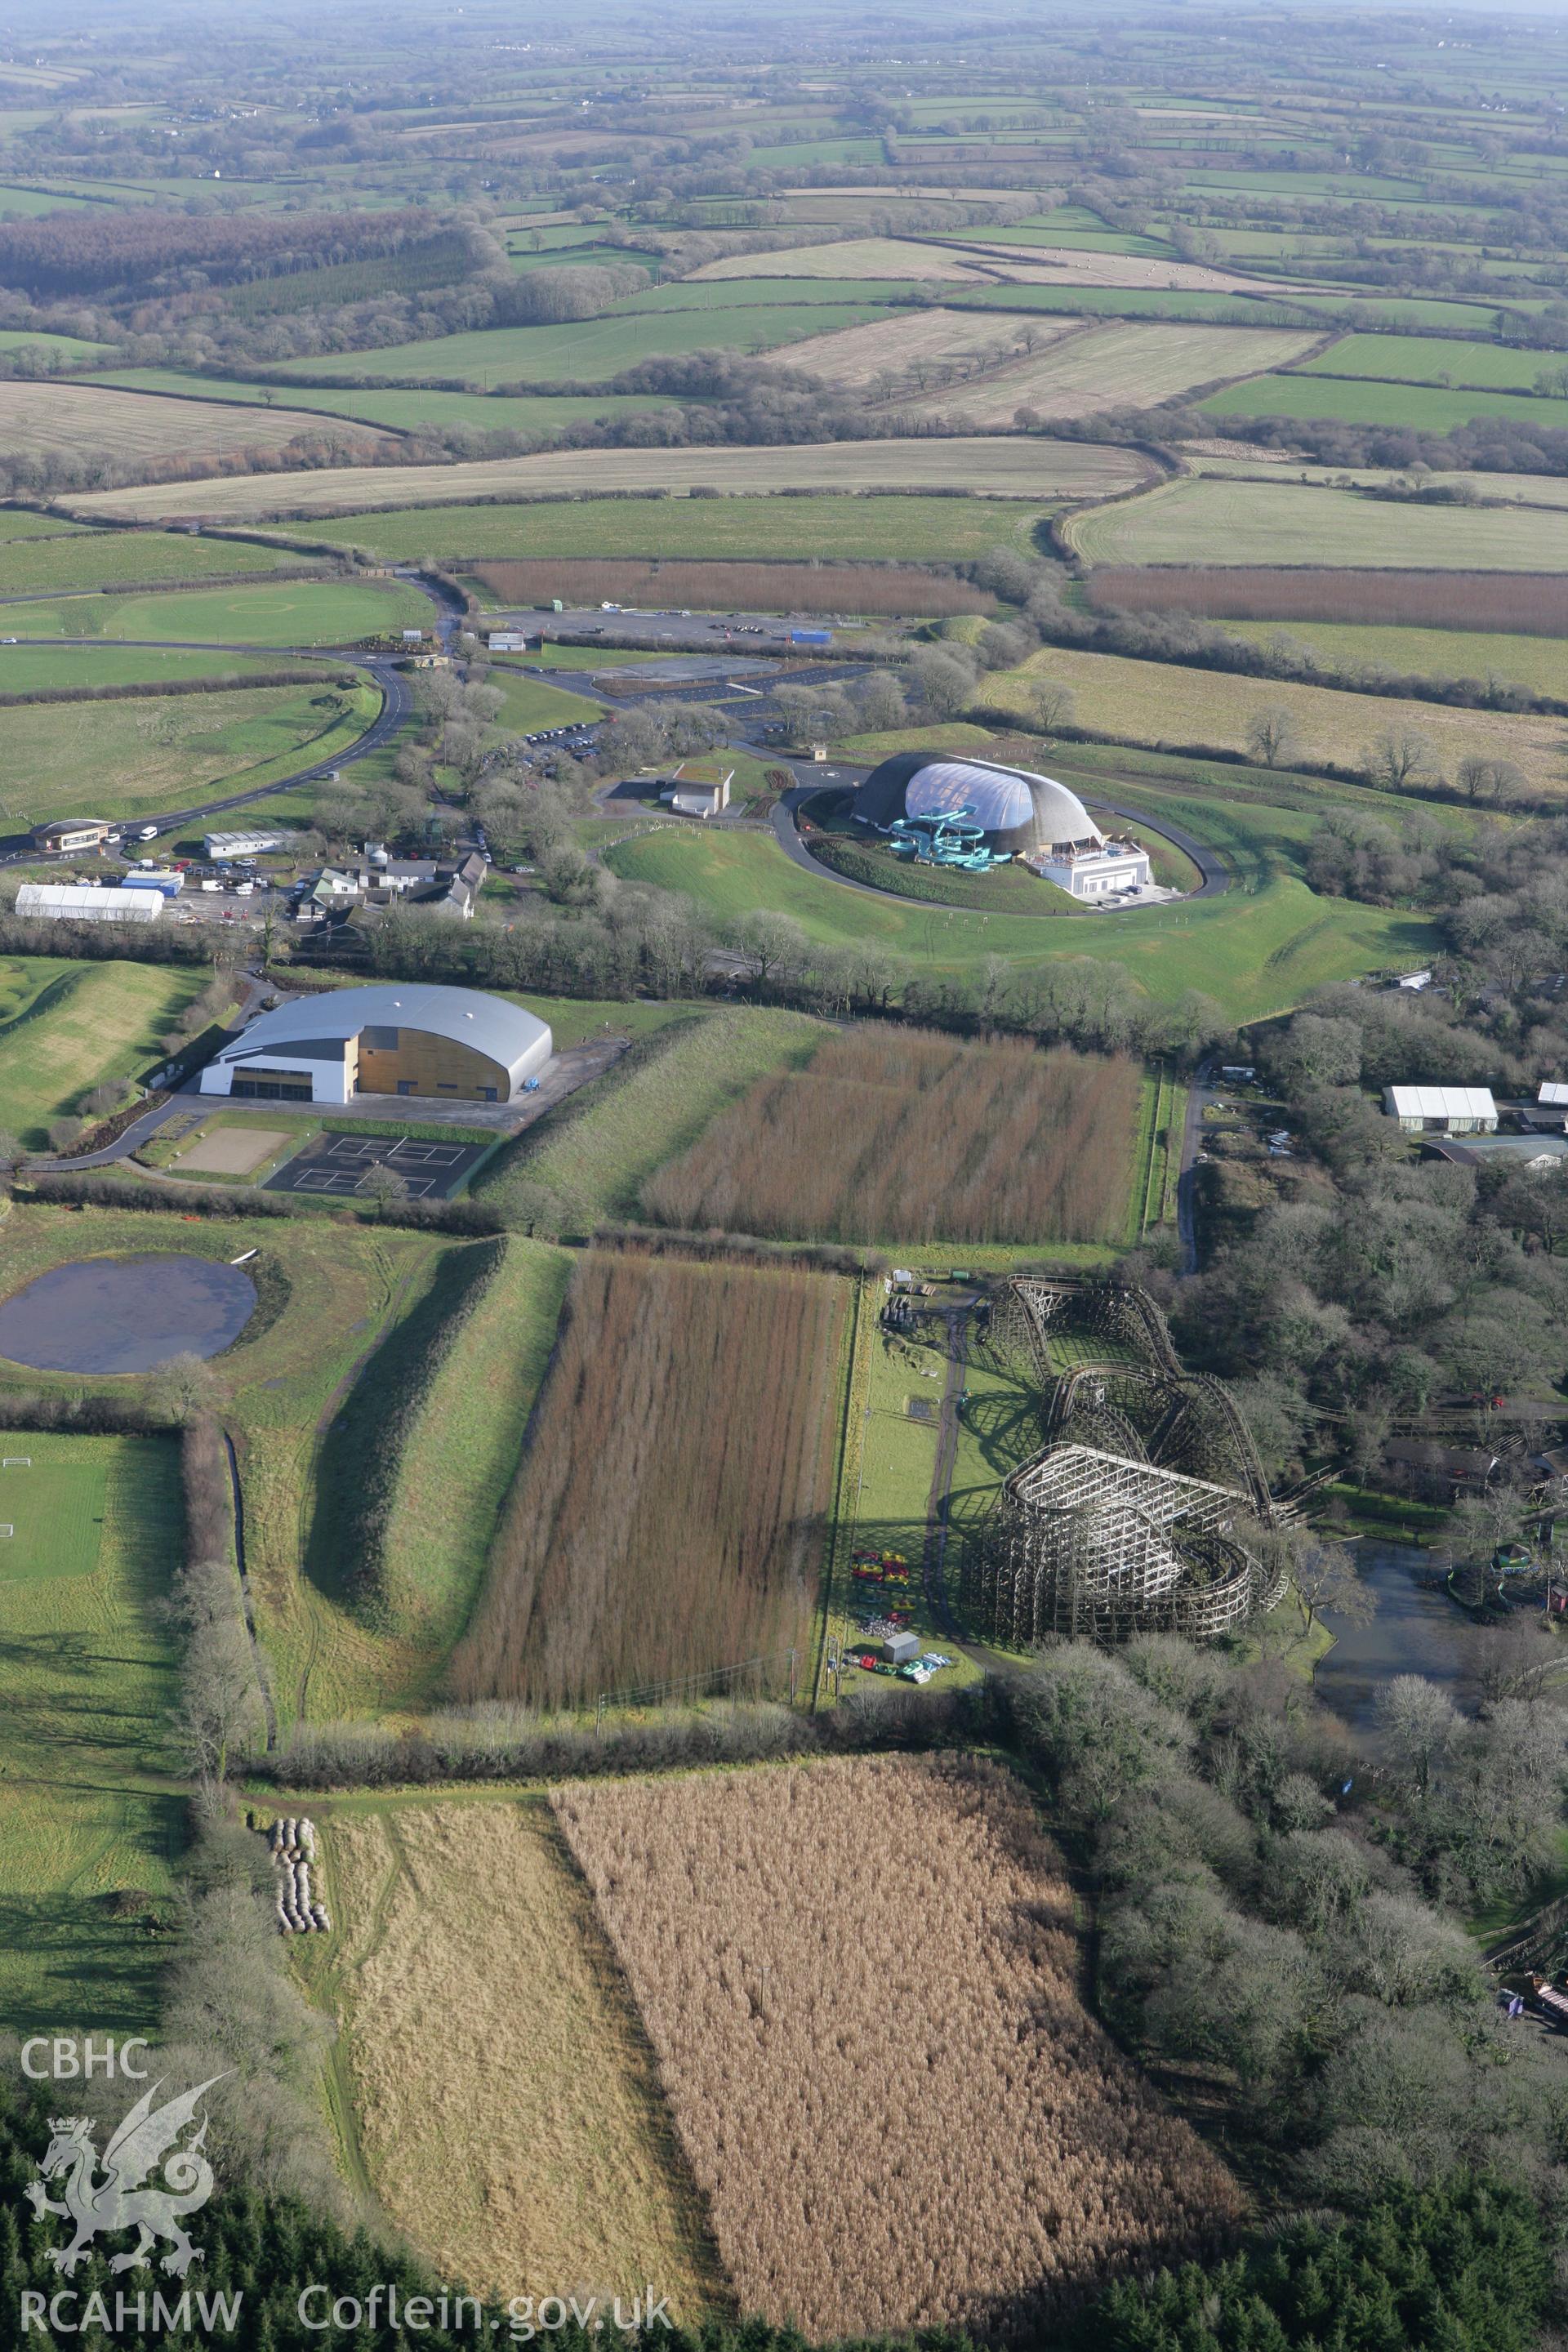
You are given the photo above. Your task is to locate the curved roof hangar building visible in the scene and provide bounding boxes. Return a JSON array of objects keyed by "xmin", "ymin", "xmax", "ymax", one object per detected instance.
[
  {"xmin": 199, "ymin": 983, "xmax": 552, "ymax": 1106},
  {"xmin": 853, "ymin": 751, "xmax": 1152, "ymax": 901}
]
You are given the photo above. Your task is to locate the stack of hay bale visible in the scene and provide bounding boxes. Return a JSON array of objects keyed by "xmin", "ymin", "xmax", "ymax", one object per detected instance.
[{"xmin": 267, "ymin": 1815, "xmax": 331, "ymax": 1935}]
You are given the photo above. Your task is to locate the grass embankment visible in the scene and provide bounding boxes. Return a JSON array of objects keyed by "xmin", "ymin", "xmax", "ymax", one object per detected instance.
[
  {"xmin": 0, "ymin": 1430, "xmax": 184, "ymax": 2034},
  {"xmin": 0, "ymin": 958, "xmax": 208, "ymax": 1144},
  {"xmin": 287, "ymin": 1799, "xmax": 724, "ymax": 2312},
  {"xmin": 486, "ymin": 668, "xmax": 603, "ymax": 734},
  {"xmin": 602, "ymin": 828, "xmax": 1439, "ymax": 1022},
  {"xmin": 0, "ymin": 577, "xmax": 431, "ymax": 645},
  {"xmin": 309, "ymin": 1234, "xmax": 569, "ymax": 1648},
  {"xmin": 0, "ymin": 677, "xmax": 381, "ymax": 826},
  {"xmin": 474, "ymin": 1006, "xmax": 825, "ymax": 1237}
]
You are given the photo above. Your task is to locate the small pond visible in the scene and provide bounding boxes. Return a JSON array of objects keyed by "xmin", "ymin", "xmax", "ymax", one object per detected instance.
[
  {"xmin": 0, "ymin": 1254, "xmax": 256, "ymax": 1374},
  {"xmin": 1314, "ymin": 1540, "xmax": 1474, "ymax": 1737}
]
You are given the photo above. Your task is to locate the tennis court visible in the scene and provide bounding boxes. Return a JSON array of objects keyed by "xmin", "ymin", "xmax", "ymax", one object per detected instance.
[{"xmin": 265, "ymin": 1130, "xmax": 489, "ymax": 1201}]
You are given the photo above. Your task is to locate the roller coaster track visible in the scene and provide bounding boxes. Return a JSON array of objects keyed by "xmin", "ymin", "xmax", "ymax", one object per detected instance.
[{"xmin": 1003, "ymin": 1276, "xmax": 1278, "ymax": 1521}]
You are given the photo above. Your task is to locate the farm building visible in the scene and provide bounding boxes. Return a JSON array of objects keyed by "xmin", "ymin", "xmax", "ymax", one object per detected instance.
[
  {"xmin": 14, "ymin": 881, "xmax": 161, "ymax": 924},
  {"xmin": 1383, "ymin": 1085, "xmax": 1498, "ymax": 1134},
  {"xmin": 1382, "ymin": 1437, "xmax": 1499, "ymax": 1503},
  {"xmin": 198, "ymin": 981, "xmax": 552, "ymax": 1105},
  {"xmin": 853, "ymin": 752, "xmax": 1151, "ymax": 898},
  {"xmin": 31, "ymin": 817, "xmax": 114, "ymax": 855}
]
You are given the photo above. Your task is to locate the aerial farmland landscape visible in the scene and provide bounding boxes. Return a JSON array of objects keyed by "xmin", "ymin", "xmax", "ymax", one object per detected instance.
[{"xmin": 7, "ymin": 0, "xmax": 1568, "ymax": 2347}]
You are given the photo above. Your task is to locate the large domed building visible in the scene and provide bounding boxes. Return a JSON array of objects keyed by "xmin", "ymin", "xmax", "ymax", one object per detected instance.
[{"xmin": 853, "ymin": 751, "xmax": 1152, "ymax": 901}]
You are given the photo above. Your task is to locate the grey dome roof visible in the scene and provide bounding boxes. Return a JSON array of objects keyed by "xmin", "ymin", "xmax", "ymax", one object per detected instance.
[
  {"xmin": 854, "ymin": 752, "xmax": 1101, "ymax": 855},
  {"xmin": 212, "ymin": 982, "xmax": 550, "ymax": 1082}
]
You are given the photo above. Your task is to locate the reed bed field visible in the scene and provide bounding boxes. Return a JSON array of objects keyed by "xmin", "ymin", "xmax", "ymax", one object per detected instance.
[
  {"xmin": 552, "ymin": 1753, "xmax": 1245, "ymax": 2341},
  {"xmin": 448, "ymin": 1251, "xmax": 846, "ymax": 1711},
  {"xmin": 471, "ymin": 557, "xmax": 987, "ymax": 616},
  {"xmin": 641, "ymin": 1028, "xmax": 1141, "ymax": 1245},
  {"xmin": 1089, "ymin": 565, "xmax": 1568, "ymax": 635}
]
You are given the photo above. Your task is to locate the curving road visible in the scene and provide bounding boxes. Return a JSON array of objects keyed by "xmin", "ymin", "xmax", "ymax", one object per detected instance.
[
  {"xmin": 0, "ymin": 643, "xmax": 411, "ymax": 861},
  {"xmin": 756, "ymin": 755, "xmax": 1231, "ymax": 911}
]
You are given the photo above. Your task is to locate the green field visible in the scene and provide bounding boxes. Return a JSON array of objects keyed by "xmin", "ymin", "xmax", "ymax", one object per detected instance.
[
  {"xmin": 264, "ymin": 301, "xmax": 898, "ymax": 388},
  {"xmin": 0, "ymin": 1201, "xmax": 460, "ymax": 1724},
  {"xmin": 0, "ymin": 1429, "xmax": 183, "ymax": 2034},
  {"xmin": 0, "ymin": 527, "xmax": 323, "ymax": 599},
  {"xmin": 0, "ymin": 1446, "xmax": 107, "ymax": 1579},
  {"xmin": 488, "ymin": 669, "xmax": 604, "ymax": 733},
  {"xmin": 1069, "ymin": 478, "xmax": 1568, "ymax": 571},
  {"xmin": 86, "ymin": 369, "xmax": 683, "ymax": 439},
  {"xmin": 1296, "ymin": 332, "xmax": 1568, "ymax": 391},
  {"xmin": 0, "ymin": 643, "xmax": 330, "ymax": 690},
  {"xmin": 1222, "ymin": 617, "xmax": 1568, "ymax": 700},
  {"xmin": 0, "ymin": 327, "xmax": 111, "ymax": 362},
  {"xmin": 0, "ymin": 676, "xmax": 380, "ymax": 826},
  {"xmin": 0, "ymin": 510, "xmax": 93, "ymax": 541},
  {"xmin": 0, "ymin": 959, "xmax": 208, "ymax": 1142},
  {"xmin": 475, "ymin": 1006, "xmax": 825, "ymax": 1236},
  {"xmin": 297, "ymin": 495, "xmax": 1055, "ymax": 564},
  {"xmin": 0, "ymin": 577, "xmax": 432, "ymax": 644},
  {"xmin": 955, "ymin": 283, "xmax": 1323, "ymax": 327},
  {"xmin": 1204, "ymin": 371, "xmax": 1568, "ymax": 435},
  {"xmin": 602, "ymin": 826, "xmax": 1438, "ymax": 1020}
]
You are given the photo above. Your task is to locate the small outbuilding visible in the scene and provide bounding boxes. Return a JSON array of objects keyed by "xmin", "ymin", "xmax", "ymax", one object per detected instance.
[
  {"xmin": 1384, "ymin": 1085, "xmax": 1498, "ymax": 1135},
  {"xmin": 882, "ymin": 1633, "xmax": 921, "ymax": 1666}
]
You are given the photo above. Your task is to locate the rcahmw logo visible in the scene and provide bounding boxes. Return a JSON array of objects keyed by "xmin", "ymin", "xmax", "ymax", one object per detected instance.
[{"xmin": 18, "ymin": 2039, "xmax": 243, "ymax": 2336}]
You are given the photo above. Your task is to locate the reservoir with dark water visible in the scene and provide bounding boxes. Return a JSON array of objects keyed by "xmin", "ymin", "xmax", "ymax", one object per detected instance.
[
  {"xmin": 1315, "ymin": 1540, "xmax": 1475, "ymax": 1737},
  {"xmin": 0, "ymin": 1254, "xmax": 256, "ymax": 1374}
]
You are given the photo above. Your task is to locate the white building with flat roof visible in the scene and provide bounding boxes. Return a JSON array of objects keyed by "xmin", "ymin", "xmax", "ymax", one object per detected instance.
[{"xmin": 205, "ymin": 826, "xmax": 296, "ymax": 860}]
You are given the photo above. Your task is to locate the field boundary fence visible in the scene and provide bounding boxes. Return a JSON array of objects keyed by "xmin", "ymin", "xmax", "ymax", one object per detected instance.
[{"xmin": 595, "ymin": 1646, "xmax": 800, "ymax": 1727}]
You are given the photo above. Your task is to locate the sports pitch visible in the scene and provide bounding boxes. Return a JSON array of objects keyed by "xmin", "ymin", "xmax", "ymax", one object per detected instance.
[
  {"xmin": 265, "ymin": 1130, "xmax": 489, "ymax": 1200},
  {"xmin": 0, "ymin": 1447, "xmax": 108, "ymax": 1579}
]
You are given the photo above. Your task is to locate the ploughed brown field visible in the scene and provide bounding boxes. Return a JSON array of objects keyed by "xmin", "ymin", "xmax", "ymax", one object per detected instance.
[
  {"xmin": 1087, "ymin": 566, "xmax": 1568, "ymax": 635},
  {"xmin": 470, "ymin": 557, "xmax": 991, "ymax": 617},
  {"xmin": 552, "ymin": 1753, "xmax": 1245, "ymax": 2341},
  {"xmin": 448, "ymin": 1250, "xmax": 846, "ymax": 1711},
  {"xmin": 641, "ymin": 1027, "xmax": 1141, "ymax": 1245}
]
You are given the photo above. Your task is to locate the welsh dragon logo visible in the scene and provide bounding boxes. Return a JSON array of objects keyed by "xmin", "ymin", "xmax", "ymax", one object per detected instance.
[{"xmin": 24, "ymin": 2075, "xmax": 226, "ymax": 2278}]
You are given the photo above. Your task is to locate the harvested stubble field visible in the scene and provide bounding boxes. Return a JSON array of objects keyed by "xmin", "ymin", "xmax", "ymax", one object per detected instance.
[
  {"xmin": 643, "ymin": 1029, "xmax": 1141, "ymax": 1245},
  {"xmin": 0, "ymin": 379, "xmax": 387, "ymax": 464},
  {"xmin": 448, "ymin": 1250, "xmax": 846, "ymax": 1713},
  {"xmin": 472, "ymin": 556, "xmax": 986, "ymax": 616},
  {"xmin": 693, "ymin": 237, "xmax": 998, "ymax": 281},
  {"xmin": 553, "ymin": 1753, "xmax": 1244, "ymax": 2341},
  {"xmin": 774, "ymin": 305, "xmax": 1079, "ymax": 390},
  {"xmin": 907, "ymin": 321, "xmax": 1321, "ymax": 425},
  {"xmin": 1067, "ymin": 479, "xmax": 1568, "ymax": 572},
  {"xmin": 980, "ymin": 646, "xmax": 1568, "ymax": 792},
  {"xmin": 64, "ymin": 437, "xmax": 1155, "ymax": 525},
  {"xmin": 1088, "ymin": 565, "xmax": 1568, "ymax": 636},
  {"xmin": 296, "ymin": 1802, "xmax": 719, "ymax": 2311}
]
